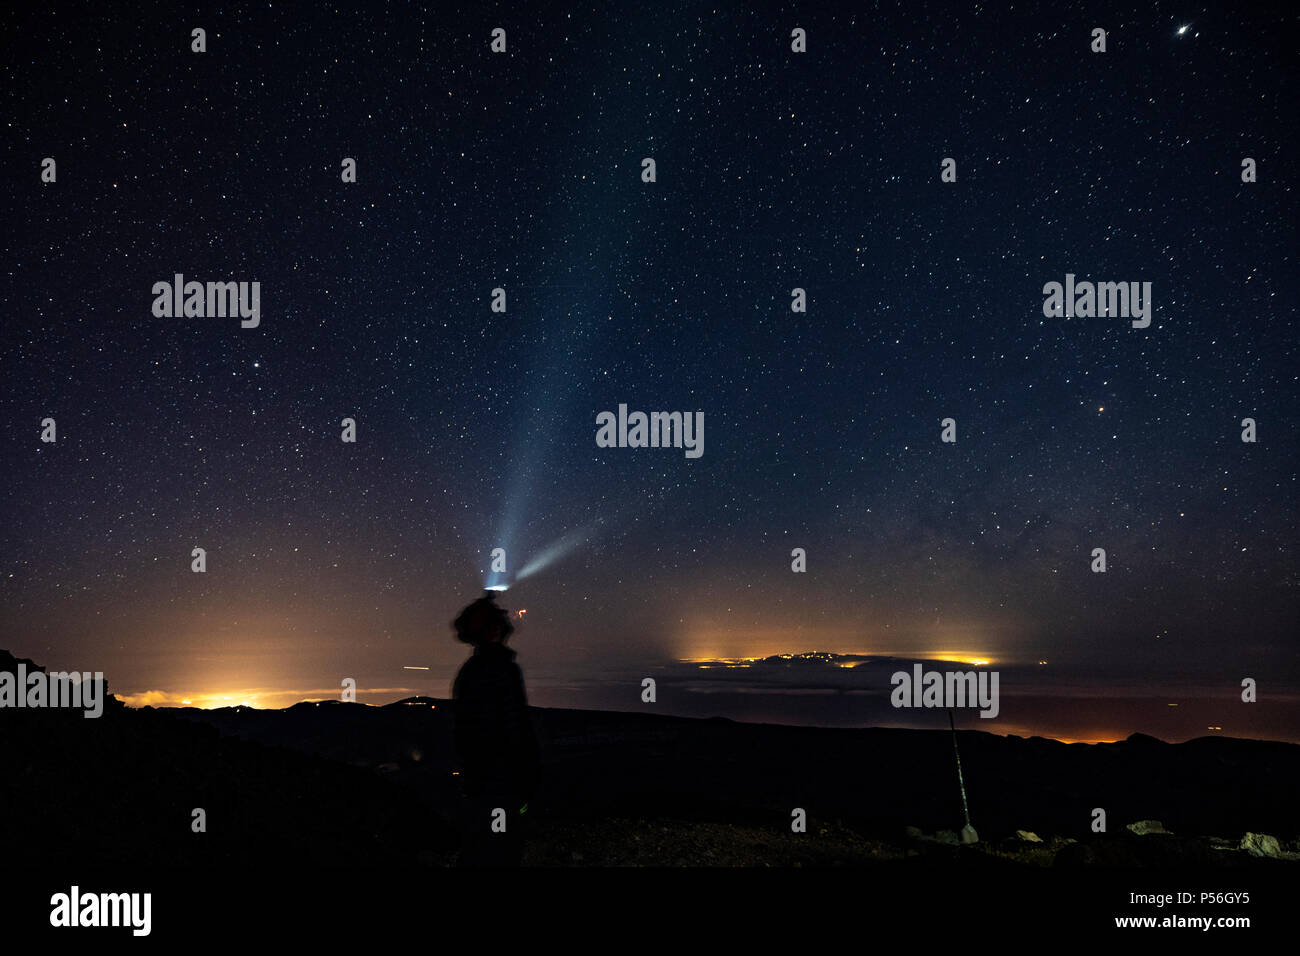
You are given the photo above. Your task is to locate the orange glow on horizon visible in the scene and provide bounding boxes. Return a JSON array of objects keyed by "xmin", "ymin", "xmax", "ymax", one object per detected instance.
[
  {"xmin": 1033, "ymin": 733, "xmax": 1127, "ymax": 745},
  {"xmin": 922, "ymin": 656, "xmax": 991, "ymax": 667},
  {"xmin": 680, "ymin": 650, "xmax": 996, "ymax": 667},
  {"xmin": 115, "ymin": 685, "xmax": 420, "ymax": 710}
]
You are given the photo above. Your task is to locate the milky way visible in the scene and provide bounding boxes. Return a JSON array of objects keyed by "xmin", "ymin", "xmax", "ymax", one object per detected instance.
[{"xmin": 2, "ymin": 2, "xmax": 1296, "ymax": 742}]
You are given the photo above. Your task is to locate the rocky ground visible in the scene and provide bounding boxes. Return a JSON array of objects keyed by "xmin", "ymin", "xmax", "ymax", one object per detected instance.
[{"xmin": 504, "ymin": 817, "xmax": 1300, "ymax": 868}]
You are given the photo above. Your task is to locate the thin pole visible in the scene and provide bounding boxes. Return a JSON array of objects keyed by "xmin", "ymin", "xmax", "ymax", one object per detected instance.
[{"xmin": 948, "ymin": 708, "xmax": 973, "ymax": 830}]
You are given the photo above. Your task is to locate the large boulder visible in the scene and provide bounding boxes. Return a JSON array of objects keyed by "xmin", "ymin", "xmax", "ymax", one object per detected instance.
[
  {"xmin": 1126, "ymin": 819, "xmax": 1170, "ymax": 836},
  {"xmin": 1239, "ymin": 832, "xmax": 1282, "ymax": 858}
]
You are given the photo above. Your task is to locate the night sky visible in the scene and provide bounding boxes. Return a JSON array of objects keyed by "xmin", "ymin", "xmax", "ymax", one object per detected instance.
[{"xmin": 3, "ymin": 2, "xmax": 1297, "ymax": 743}]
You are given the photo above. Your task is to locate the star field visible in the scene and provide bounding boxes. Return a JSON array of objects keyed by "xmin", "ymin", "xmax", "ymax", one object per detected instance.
[{"xmin": 1, "ymin": 1, "xmax": 1296, "ymax": 740}]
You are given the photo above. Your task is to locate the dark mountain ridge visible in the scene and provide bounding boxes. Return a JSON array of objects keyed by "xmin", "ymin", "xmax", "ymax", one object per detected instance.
[{"xmin": 3, "ymin": 649, "xmax": 1297, "ymax": 867}]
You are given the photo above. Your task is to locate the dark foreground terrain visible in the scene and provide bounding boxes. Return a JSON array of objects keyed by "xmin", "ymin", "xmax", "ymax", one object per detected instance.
[{"xmin": 2, "ymin": 649, "xmax": 1297, "ymax": 869}]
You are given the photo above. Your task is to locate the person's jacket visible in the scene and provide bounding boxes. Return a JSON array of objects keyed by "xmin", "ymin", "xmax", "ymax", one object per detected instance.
[{"xmin": 452, "ymin": 642, "xmax": 541, "ymax": 798}]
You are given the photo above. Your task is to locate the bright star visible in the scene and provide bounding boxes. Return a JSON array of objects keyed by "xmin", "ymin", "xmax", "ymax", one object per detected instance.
[{"xmin": 1177, "ymin": 24, "xmax": 1189, "ymax": 35}]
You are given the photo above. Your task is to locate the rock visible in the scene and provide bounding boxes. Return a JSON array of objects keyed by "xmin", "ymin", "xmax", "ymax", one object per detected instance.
[
  {"xmin": 1239, "ymin": 832, "xmax": 1281, "ymax": 858},
  {"xmin": 904, "ymin": 825, "xmax": 924, "ymax": 839},
  {"xmin": 1126, "ymin": 820, "xmax": 1170, "ymax": 836},
  {"xmin": 933, "ymin": 829, "xmax": 959, "ymax": 845},
  {"xmin": 1014, "ymin": 829, "xmax": 1043, "ymax": 843}
]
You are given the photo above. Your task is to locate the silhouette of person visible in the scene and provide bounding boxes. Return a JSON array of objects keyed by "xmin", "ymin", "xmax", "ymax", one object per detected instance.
[{"xmin": 451, "ymin": 592, "xmax": 541, "ymax": 866}]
